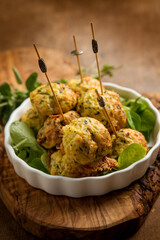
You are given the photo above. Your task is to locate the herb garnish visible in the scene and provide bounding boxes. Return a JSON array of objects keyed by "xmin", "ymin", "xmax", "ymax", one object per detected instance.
[
  {"xmin": 121, "ymin": 97, "xmax": 155, "ymax": 141},
  {"xmin": 92, "ymin": 65, "xmax": 122, "ymax": 79},
  {"xmin": 10, "ymin": 121, "xmax": 49, "ymax": 174},
  {"xmin": 80, "ymin": 64, "xmax": 121, "ymax": 79},
  {"xmin": 118, "ymin": 143, "xmax": 146, "ymax": 169},
  {"xmin": 0, "ymin": 67, "xmax": 41, "ymax": 125}
]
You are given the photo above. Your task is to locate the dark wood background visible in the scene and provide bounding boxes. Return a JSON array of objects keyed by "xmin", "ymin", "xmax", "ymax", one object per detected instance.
[{"xmin": 0, "ymin": 0, "xmax": 160, "ymax": 239}]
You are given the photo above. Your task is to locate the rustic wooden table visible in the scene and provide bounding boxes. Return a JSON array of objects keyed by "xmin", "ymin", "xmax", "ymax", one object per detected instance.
[{"xmin": 0, "ymin": 0, "xmax": 160, "ymax": 239}]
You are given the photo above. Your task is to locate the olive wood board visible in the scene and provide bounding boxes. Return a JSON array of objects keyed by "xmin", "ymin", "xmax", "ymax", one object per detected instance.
[{"xmin": 0, "ymin": 48, "xmax": 160, "ymax": 240}]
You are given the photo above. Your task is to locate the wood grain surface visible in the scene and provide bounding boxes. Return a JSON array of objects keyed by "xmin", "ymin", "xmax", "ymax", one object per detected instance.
[{"xmin": 0, "ymin": 48, "xmax": 160, "ymax": 240}]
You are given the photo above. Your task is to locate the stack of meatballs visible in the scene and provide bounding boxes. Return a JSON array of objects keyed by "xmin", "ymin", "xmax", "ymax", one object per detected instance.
[{"xmin": 21, "ymin": 77, "xmax": 148, "ymax": 177}]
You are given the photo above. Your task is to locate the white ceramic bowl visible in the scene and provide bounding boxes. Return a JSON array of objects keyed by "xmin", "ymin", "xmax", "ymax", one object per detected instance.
[{"xmin": 4, "ymin": 83, "xmax": 160, "ymax": 198}]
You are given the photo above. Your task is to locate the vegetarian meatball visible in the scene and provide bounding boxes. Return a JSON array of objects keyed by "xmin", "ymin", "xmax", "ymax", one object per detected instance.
[
  {"xmin": 111, "ymin": 128, "xmax": 148, "ymax": 159},
  {"xmin": 50, "ymin": 151, "xmax": 118, "ymax": 178},
  {"xmin": 67, "ymin": 76, "xmax": 104, "ymax": 95},
  {"xmin": 20, "ymin": 108, "xmax": 45, "ymax": 133},
  {"xmin": 37, "ymin": 111, "xmax": 80, "ymax": 149},
  {"xmin": 50, "ymin": 117, "xmax": 113, "ymax": 177},
  {"xmin": 62, "ymin": 117, "xmax": 112, "ymax": 165},
  {"xmin": 77, "ymin": 89, "xmax": 127, "ymax": 132},
  {"xmin": 30, "ymin": 83, "xmax": 78, "ymax": 118}
]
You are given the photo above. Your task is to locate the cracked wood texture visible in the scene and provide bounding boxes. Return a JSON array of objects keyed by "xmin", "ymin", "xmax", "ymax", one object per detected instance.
[{"xmin": 0, "ymin": 48, "xmax": 160, "ymax": 240}]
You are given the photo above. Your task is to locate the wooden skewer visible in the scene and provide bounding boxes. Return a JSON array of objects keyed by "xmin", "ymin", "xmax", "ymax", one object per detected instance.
[
  {"xmin": 33, "ymin": 44, "xmax": 65, "ymax": 122},
  {"xmin": 72, "ymin": 35, "xmax": 84, "ymax": 83},
  {"xmin": 91, "ymin": 23, "xmax": 103, "ymax": 95},
  {"xmin": 95, "ymin": 89, "xmax": 118, "ymax": 137}
]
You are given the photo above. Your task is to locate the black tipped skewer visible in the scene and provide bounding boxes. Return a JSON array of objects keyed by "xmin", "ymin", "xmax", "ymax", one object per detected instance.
[
  {"xmin": 33, "ymin": 44, "xmax": 65, "ymax": 122},
  {"xmin": 91, "ymin": 23, "xmax": 103, "ymax": 95}
]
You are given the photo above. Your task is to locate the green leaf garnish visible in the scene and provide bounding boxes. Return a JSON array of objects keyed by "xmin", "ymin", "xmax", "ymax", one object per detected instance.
[
  {"xmin": 27, "ymin": 158, "xmax": 49, "ymax": 174},
  {"xmin": 139, "ymin": 109, "xmax": 156, "ymax": 131},
  {"xmin": 54, "ymin": 79, "xmax": 68, "ymax": 84},
  {"xmin": 0, "ymin": 68, "xmax": 42, "ymax": 125},
  {"xmin": 81, "ymin": 67, "xmax": 87, "ymax": 74},
  {"xmin": 124, "ymin": 106, "xmax": 141, "ymax": 130},
  {"xmin": 10, "ymin": 121, "xmax": 45, "ymax": 153},
  {"xmin": 12, "ymin": 67, "xmax": 22, "ymax": 84},
  {"xmin": 118, "ymin": 143, "xmax": 146, "ymax": 170},
  {"xmin": 122, "ymin": 97, "xmax": 155, "ymax": 142},
  {"xmin": 0, "ymin": 82, "xmax": 12, "ymax": 96},
  {"xmin": 92, "ymin": 64, "xmax": 122, "ymax": 79},
  {"xmin": 10, "ymin": 121, "xmax": 49, "ymax": 174},
  {"xmin": 25, "ymin": 72, "xmax": 41, "ymax": 92}
]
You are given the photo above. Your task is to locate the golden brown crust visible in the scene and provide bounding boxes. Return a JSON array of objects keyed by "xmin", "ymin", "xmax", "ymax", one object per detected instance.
[
  {"xmin": 67, "ymin": 76, "xmax": 104, "ymax": 95},
  {"xmin": 30, "ymin": 83, "xmax": 78, "ymax": 118},
  {"xmin": 20, "ymin": 108, "xmax": 45, "ymax": 132},
  {"xmin": 50, "ymin": 152, "xmax": 118, "ymax": 178},
  {"xmin": 77, "ymin": 89, "xmax": 127, "ymax": 132},
  {"xmin": 37, "ymin": 111, "xmax": 80, "ymax": 149},
  {"xmin": 62, "ymin": 117, "xmax": 112, "ymax": 165}
]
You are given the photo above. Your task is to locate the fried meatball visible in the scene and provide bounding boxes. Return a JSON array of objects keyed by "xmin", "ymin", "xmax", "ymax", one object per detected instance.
[
  {"xmin": 67, "ymin": 76, "xmax": 104, "ymax": 95},
  {"xmin": 50, "ymin": 152, "xmax": 118, "ymax": 178},
  {"xmin": 30, "ymin": 83, "xmax": 78, "ymax": 118},
  {"xmin": 20, "ymin": 108, "xmax": 45, "ymax": 132},
  {"xmin": 77, "ymin": 89, "xmax": 127, "ymax": 132},
  {"xmin": 62, "ymin": 117, "xmax": 112, "ymax": 165},
  {"xmin": 111, "ymin": 128, "xmax": 148, "ymax": 159},
  {"xmin": 37, "ymin": 111, "xmax": 80, "ymax": 149}
]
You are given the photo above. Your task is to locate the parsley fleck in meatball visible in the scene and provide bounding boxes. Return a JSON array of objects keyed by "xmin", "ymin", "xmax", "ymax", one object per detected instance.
[
  {"xmin": 111, "ymin": 128, "xmax": 148, "ymax": 159},
  {"xmin": 37, "ymin": 111, "xmax": 80, "ymax": 149},
  {"xmin": 77, "ymin": 89, "xmax": 127, "ymax": 132},
  {"xmin": 30, "ymin": 83, "xmax": 78, "ymax": 118}
]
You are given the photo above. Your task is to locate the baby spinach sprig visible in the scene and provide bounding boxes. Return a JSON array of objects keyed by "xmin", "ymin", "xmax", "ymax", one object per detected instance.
[
  {"xmin": 92, "ymin": 64, "xmax": 122, "ymax": 79},
  {"xmin": 0, "ymin": 67, "xmax": 41, "ymax": 125},
  {"xmin": 118, "ymin": 143, "xmax": 146, "ymax": 169},
  {"xmin": 121, "ymin": 96, "xmax": 156, "ymax": 141},
  {"xmin": 10, "ymin": 121, "xmax": 49, "ymax": 174},
  {"xmin": 80, "ymin": 64, "xmax": 121, "ymax": 79}
]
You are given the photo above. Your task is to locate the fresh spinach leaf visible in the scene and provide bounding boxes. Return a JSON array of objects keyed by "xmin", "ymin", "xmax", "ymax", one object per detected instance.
[
  {"xmin": 41, "ymin": 152, "xmax": 48, "ymax": 168},
  {"xmin": 141, "ymin": 130, "xmax": 151, "ymax": 142},
  {"xmin": 124, "ymin": 106, "xmax": 141, "ymax": 130},
  {"xmin": 10, "ymin": 121, "xmax": 46, "ymax": 155},
  {"xmin": 10, "ymin": 121, "xmax": 35, "ymax": 144},
  {"xmin": 122, "ymin": 96, "xmax": 155, "ymax": 141},
  {"xmin": 139, "ymin": 109, "xmax": 156, "ymax": 131},
  {"xmin": 17, "ymin": 149, "xmax": 27, "ymax": 159},
  {"xmin": 118, "ymin": 143, "xmax": 146, "ymax": 170},
  {"xmin": 27, "ymin": 158, "xmax": 49, "ymax": 174},
  {"xmin": 10, "ymin": 121, "xmax": 49, "ymax": 174}
]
